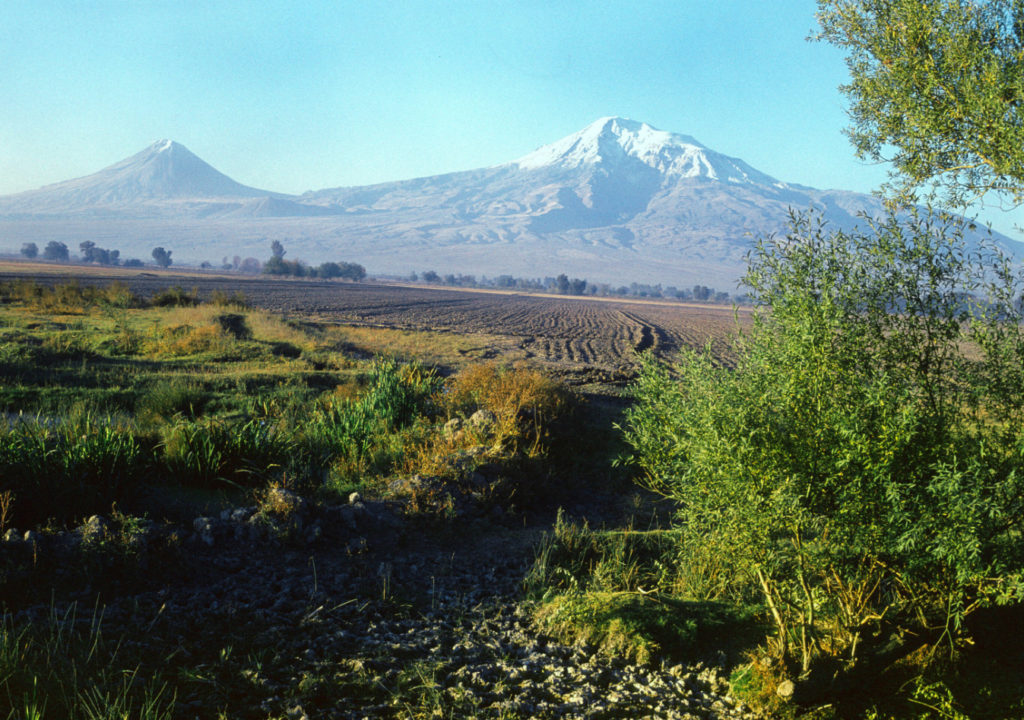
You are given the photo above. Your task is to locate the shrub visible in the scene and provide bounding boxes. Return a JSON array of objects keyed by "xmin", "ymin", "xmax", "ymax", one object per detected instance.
[
  {"xmin": 444, "ymin": 364, "xmax": 571, "ymax": 453},
  {"xmin": 621, "ymin": 209, "xmax": 1024, "ymax": 683},
  {"xmin": 149, "ymin": 286, "xmax": 198, "ymax": 308}
]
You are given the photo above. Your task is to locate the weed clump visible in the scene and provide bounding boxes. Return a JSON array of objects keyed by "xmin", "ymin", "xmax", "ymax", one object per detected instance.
[
  {"xmin": 303, "ymin": 358, "xmax": 439, "ymax": 490},
  {"xmin": 159, "ymin": 417, "xmax": 292, "ymax": 489},
  {"xmin": 0, "ymin": 279, "xmax": 143, "ymax": 313},
  {"xmin": 149, "ymin": 286, "xmax": 199, "ymax": 307},
  {"xmin": 526, "ymin": 512, "xmax": 761, "ymax": 666},
  {"xmin": 136, "ymin": 379, "xmax": 209, "ymax": 423},
  {"xmin": 443, "ymin": 363, "xmax": 572, "ymax": 454},
  {"xmin": 0, "ymin": 416, "xmax": 146, "ymax": 527}
]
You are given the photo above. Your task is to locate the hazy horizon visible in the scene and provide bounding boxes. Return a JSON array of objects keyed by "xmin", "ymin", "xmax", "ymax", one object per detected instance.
[{"xmin": 2, "ymin": 1, "xmax": 1021, "ymax": 237}]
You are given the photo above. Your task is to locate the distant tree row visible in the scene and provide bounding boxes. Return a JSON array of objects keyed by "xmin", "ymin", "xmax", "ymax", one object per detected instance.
[
  {"xmin": 262, "ymin": 241, "xmax": 365, "ymax": 280},
  {"xmin": 222, "ymin": 255, "xmax": 263, "ymax": 274},
  {"xmin": 411, "ymin": 269, "xmax": 739, "ymax": 303},
  {"xmin": 79, "ymin": 241, "xmax": 119, "ymax": 265},
  {"xmin": 18, "ymin": 240, "xmax": 162, "ymax": 269}
]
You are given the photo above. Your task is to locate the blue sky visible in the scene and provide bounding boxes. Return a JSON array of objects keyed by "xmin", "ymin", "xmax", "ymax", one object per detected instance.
[{"xmin": 2, "ymin": 0, "xmax": 1021, "ymax": 235}]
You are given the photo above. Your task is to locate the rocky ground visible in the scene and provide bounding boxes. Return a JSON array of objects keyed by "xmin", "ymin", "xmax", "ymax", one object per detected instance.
[{"xmin": 3, "ymin": 490, "xmax": 757, "ymax": 719}]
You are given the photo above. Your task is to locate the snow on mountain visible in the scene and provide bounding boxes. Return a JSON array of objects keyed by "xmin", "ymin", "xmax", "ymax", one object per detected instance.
[
  {"xmin": 515, "ymin": 117, "xmax": 782, "ymax": 186},
  {"xmin": 0, "ymin": 120, "xmax": 1016, "ymax": 286},
  {"xmin": 0, "ymin": 140, "xmax": 277, "ymax": 215}
]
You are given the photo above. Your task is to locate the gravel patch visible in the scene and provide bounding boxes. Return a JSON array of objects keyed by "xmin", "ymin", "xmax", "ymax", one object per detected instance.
[{"xmin": 5, "ymin": 504, "xmax": 756, "ymax": 719}]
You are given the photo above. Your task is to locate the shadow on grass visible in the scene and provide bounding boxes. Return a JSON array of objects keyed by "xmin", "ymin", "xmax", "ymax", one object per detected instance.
[{"xmin": 534, "ymin": 590, "xmax": 766, "ymax": 667}]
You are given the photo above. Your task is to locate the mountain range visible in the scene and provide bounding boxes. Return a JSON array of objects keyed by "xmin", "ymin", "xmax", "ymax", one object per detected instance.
[{"xmin": 0, "ymin": 118, "xmax": 1010, "ymax": 287}]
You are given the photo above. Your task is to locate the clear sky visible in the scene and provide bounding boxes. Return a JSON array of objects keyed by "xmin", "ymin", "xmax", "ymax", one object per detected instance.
[{"xmin": 2, "ymin": 0, "xmax": 1021, "ymax": 235}]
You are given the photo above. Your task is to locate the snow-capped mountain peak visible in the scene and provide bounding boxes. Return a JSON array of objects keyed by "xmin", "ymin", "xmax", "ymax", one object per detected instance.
[
  {"xmin": 515, "ymin": 116, "xmax": 782, "ymax": 186},
  {"xmin": 0, "ymin": 140, "xmax": 275, "ymax": 211}
]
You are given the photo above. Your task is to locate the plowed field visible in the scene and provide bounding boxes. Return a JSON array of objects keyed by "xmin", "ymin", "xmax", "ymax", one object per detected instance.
[{"xmin": 0, "ymin": 267, "xmax": 746, "ymax": 385}]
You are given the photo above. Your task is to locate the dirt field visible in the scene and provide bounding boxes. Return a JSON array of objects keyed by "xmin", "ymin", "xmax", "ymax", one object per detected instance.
[{"xmin": 0, "ymin": 262, "xmax": 746, "ymax": 384}]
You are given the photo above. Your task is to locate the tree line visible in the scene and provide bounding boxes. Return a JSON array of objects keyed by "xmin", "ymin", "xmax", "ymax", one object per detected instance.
[
  {"xmin": 19, "ymin": 241, "xmax": 172, "ymax": 268},
  {"xmin": 410, "ymin": 269, "xmax": 736, "ymax": 302},
  {"xmin": 261, "ymin": 240, "xmax": 366, "ymax": 280}
]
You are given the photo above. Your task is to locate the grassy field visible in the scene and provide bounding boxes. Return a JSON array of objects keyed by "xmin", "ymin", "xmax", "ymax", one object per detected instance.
[
  {"xmin": 0, "ymin": 271, "xmax": 1020, "ymax": 720},
  {"xmin": 0, "ymin": 259, "xmax": 747, "ymax": 377}
]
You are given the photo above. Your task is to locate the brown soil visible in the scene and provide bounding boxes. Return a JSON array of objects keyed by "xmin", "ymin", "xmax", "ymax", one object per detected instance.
[{"xmin": 0, "ymin": 266, "xmax": 747, "ymax": 384}]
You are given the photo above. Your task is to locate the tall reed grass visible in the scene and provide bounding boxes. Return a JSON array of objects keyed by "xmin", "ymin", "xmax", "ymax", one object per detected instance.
[
  {"xmin": 0, "ymin": 416, "xmax": 145, "ymax": 527},
  {"xmin": 159, "ymin": 417, "xmax": 292, "ymax": 489}
]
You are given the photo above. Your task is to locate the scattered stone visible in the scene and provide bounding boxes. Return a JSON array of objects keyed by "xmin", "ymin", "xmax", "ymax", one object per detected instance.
[
  {"xmin": 776, "ymin": 678, "xmax": 796, "ymax": 700},
  {"xmin": 346, "ymin": 536, "xmax": 368, "ymax": 555},
  {"xmin": 193, "ymin": 516, "xmax": 216, "ymax": 546},
  {"xmin": 3, "ymin": 481, "xmax": 755, "ymax": 719},
  {"xmin": 264, "ymin": 487, "xmax": 305, "ymax": 516},
  {"xmin": 231, "ymin": 507, "xmax": 254, "ymax": 523},
  {"xmin": 469, "ymin": 409, "xmax": 497, "ymax": 429},
  {"xmin": 389, "ymin": 474, "xmax": 427, "ymax": 495}
]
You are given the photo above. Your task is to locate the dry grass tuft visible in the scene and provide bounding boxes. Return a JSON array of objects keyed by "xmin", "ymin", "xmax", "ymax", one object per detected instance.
[{"xmin": 444, "ymin": 363, "xmax": 572, "ymax": 454}]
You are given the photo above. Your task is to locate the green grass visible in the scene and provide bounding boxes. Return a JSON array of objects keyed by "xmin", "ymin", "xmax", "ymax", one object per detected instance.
[
  {"xmin": 525, "ymin": 511, "xmax": 764, "ymax": 666},
  {"xmin": 0, "ymin": 604, "xmax": 174, "ymax": 720},
  {"xmin": 0, "ymin": 280, "xmax": 577, "ymax": 528},
  {"xmin": 1, "ymin": 279, "xmax": 1022, "ymax": 719},
  {"xmin": 0, "ymin": 415, "xmax": 147, "ymax": 527},
  {"xmin": 534, "ymin": 590, "xmax": 757, "ymax": 666},
  {"xmin": 524, "ymin": 514, "xmax": 1024, "ymax": 719}
]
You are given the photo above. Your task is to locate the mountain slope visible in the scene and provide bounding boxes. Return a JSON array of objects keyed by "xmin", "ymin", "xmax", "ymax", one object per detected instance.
[
  {"xmin": 0, "ymin": 119, "xmax": 1013, "ymax": 286},
  {"xmin": 0, "ymin": 140, "xmax": 278, "ymax": 215},
  {"xmin": 299, "ymin": 117, "xmax": 891, "ymax": 261}
]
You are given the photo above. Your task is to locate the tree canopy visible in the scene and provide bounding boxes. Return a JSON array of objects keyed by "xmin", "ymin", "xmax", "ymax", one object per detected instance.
[
  {"xmin": 151, "ymin": 247, "xmax": 172, "ymax": 268},
  {"xmin": 816, "ymin": 0, "xmax": 1024, "ymax": 207},
  {"xmin": 42, "ymin": 241, "xmax": 69, "ymax": 262},
  {"xmin": 623, "ymin": 208, "xmax": 1024, "ymax": 681}
]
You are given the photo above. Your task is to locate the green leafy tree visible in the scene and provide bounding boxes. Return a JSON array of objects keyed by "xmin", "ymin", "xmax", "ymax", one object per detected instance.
[
  {"xmin": 317, "ymin": 261, "xmax": 343, "ymax": 278},
  {"xmin": 262, "ymin": 256, "xmax": 287, "ymax": 275},
  {"xmin": 239, "ymin": 257, "xmax": 262, "ymax": 274},
  {"xmin": 42, "ymin": 241, "xmax": 69, "ymax": 262},
  {"xmin": 151, "ymin": 247, "xmax": 172, "ymax": 268},
  {"xmin": 79, "ymin": 240, "xmax": 96, "ymax": 262},
  {"xmin": 816, "ymin": 0, "xmax": 1024, "ymax": 206},
  {"xmin": 339, "ymin": 261, "xmax": 366, "ymax": 281},
  {"xmin": 623, "ymin": 209, "xmax": 1024, "ymax": 682}
]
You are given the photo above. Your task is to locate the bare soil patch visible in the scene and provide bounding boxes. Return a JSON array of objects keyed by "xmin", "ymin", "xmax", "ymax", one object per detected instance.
[{"xmin": 0, "ymin": 267, "xmax": 745, "ymax": 385}]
